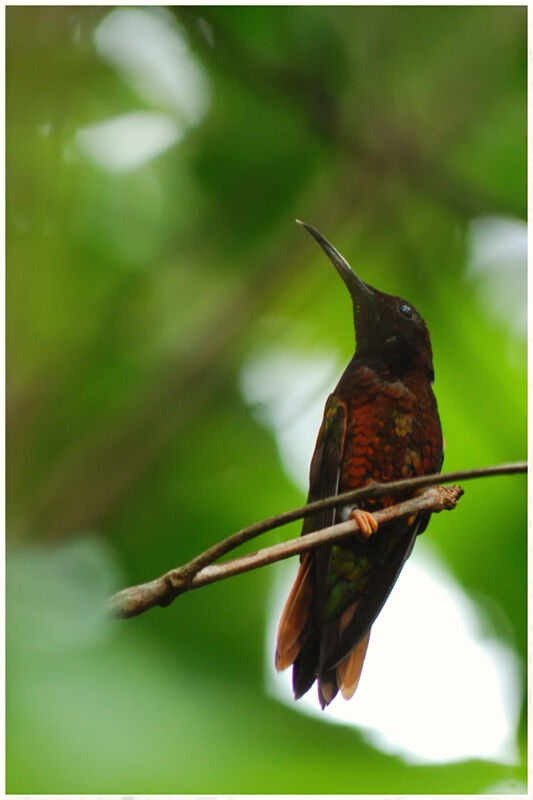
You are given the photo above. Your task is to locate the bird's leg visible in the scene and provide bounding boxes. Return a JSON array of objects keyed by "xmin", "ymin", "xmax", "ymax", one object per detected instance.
[
  {"xmin": 350, "ymin": 508, "xmax": 379, "ymax": 539},
  {"xmin": 339, "ymin": 504, "xmax": 379, "ymax": 538}
]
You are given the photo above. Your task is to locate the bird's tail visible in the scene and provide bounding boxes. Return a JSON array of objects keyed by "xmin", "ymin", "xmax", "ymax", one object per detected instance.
[{"xmin": 276, "ymin": 560, "xmax": 370, "ymax": 707}]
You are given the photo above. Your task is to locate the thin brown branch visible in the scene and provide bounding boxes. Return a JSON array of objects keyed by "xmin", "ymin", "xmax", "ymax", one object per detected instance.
[
  {"xmin": 180, "ymin": 484, "xmax": 463, "ymax": 588},
  {"xmin": 108, "ymin": 459, "xmax": 526, "ymax": 619},
  {"xmin": 108, "ymin": 485, "xmax": 463, "ymax": 618},
  {"xmin": 150, "ymin": 461, "xmax": 528, "ymax": 584}
]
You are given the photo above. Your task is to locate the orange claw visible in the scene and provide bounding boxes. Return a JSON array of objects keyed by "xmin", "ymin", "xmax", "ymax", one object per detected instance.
[{"xmin": 350, "ymin": 508, "xmax": 379, "ymax": 538}]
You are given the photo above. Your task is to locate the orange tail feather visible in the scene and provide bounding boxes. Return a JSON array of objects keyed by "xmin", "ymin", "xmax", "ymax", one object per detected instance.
[
  {"xmin": 275, "ymin": 554, "xmax": 313, "ymax": 671},
  {"xmin": 337, "ymin": 630, "xmax": 370, "ymax": 700}
]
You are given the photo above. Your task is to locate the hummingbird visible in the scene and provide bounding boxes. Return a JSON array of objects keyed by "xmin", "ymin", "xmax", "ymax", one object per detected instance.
[{"xmin": 275, "ymin": 222, "xmax": 443, "ymax": 708}]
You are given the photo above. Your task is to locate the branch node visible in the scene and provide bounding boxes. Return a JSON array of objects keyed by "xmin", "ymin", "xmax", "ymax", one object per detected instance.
[
  {"xmin": 439, "ymin": 484, "xmax": 464, "ymax": 509},
  {"xmin": 159, "ymin": 570, "xmax": 189, "ymax": 604}
]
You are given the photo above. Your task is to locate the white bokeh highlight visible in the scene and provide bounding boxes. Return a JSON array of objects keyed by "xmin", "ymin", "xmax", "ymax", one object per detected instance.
[
  {"xmin": 240, "ymin": 347, "xmax": 341, "ymax": 492},
  {"xmin": 76, "ymin": 112, "xmax": 182, "ymax": 173},
  {"xmin": 467, "ymin": 216, "xmax": 527, "ymax": 339},
  {"xmin": 95, "ymin": 8, "xmax": 210, "ymax": 124},
  {"xmin": 76, "ymin": 8, "xmax": 211, "ymax": 174}
]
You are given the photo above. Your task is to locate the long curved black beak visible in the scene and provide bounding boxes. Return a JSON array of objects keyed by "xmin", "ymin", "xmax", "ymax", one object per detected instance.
[{"xmin": 296, "ymin": 220, "xmax": 374, "ymax": 305}]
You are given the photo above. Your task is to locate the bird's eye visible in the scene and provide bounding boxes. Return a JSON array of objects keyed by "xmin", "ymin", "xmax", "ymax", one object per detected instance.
[{"xmin": 398, "ymin": 302, "xmax": 413, "ymax": 319}]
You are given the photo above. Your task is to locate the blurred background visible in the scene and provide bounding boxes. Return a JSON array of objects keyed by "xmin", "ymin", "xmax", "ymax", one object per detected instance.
[{"xmin": 6, "ymin": 6, "xmax": 527, "ymax": 794}]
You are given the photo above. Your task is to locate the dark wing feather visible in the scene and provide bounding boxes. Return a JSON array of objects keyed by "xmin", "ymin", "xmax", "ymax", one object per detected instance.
[
  {"xmin": 303, "ymin": 394, "xmax": 347, "ymax": 617},
  {"xmin": 290, "ymin": 394, "xmax": 347, "ymax": 695},
  {"xmin": 303, "ymin": 394, "xmax": 347, "ymax": 524}
]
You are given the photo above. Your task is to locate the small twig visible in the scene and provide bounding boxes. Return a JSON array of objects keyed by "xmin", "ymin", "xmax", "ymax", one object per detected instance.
[
  {"xmin": 108, "ymin": 485, "xmax": 463, "ymax": 618},
  {"xmin": 108, "ymin": 459, "xmax": 526, "ymax": 619}
]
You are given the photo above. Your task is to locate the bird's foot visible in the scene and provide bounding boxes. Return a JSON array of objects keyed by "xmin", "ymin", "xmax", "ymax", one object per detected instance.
[{"xmin": 350, "ymin": 508, "xmax": 379, "ymax": 539}]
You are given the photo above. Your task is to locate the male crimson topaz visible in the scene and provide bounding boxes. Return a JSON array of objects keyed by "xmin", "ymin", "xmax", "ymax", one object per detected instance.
[{"xmin": 275, "ymin": 223, "xmax": 443, "ymax": 708}]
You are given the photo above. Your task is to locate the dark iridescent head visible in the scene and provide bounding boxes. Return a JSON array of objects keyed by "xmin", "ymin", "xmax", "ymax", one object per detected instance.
[{"xmin": 297, "ymin": 221, "xmax": 435, "ymax": 380}]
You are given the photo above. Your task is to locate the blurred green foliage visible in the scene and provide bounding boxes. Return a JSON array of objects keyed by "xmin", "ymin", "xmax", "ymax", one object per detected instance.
[{"xmin": 6, "ymin": 5, "xmax": 526, "ymax": 794}]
